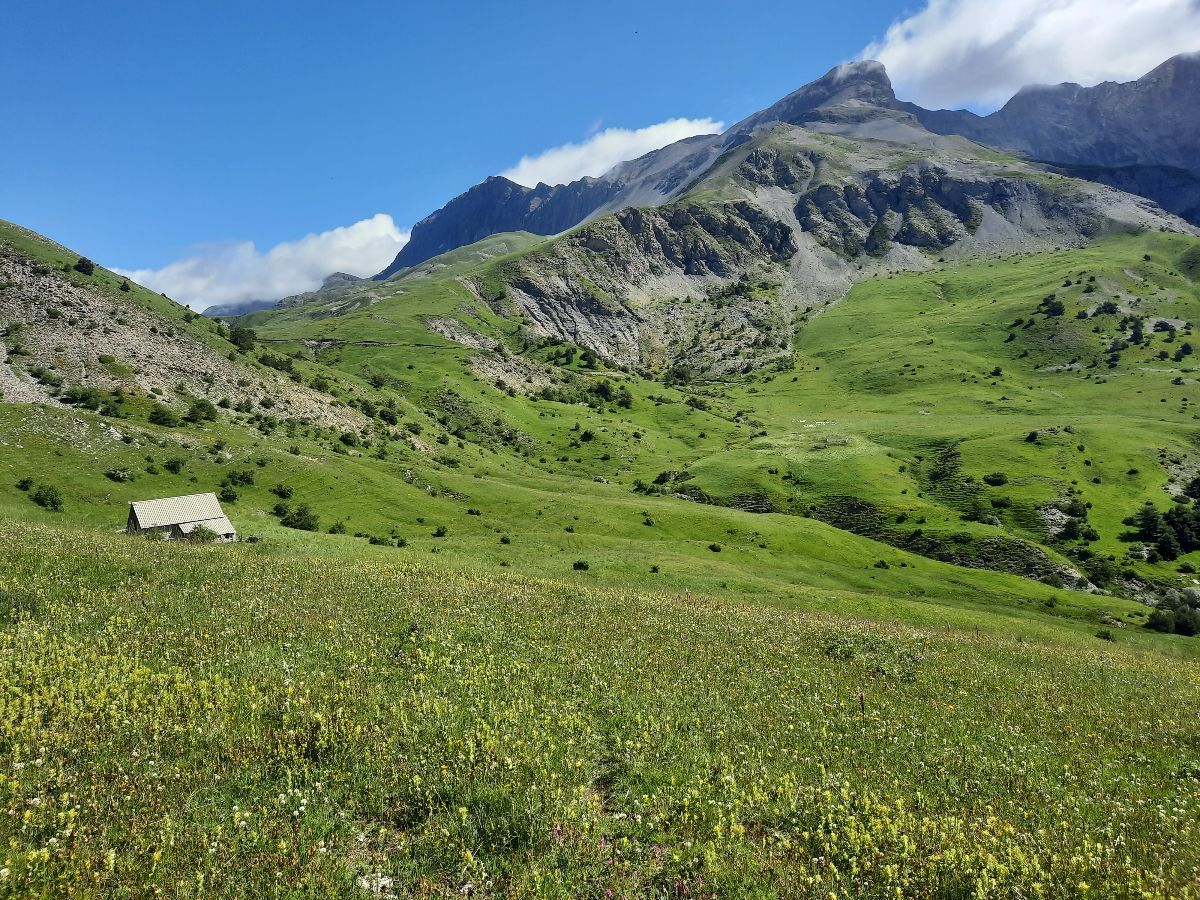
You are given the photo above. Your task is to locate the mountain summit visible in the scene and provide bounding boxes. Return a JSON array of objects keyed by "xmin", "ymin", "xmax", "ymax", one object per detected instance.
[
  {"xmin": 728, "ymin": 60, "xmax": 898, "ymax": 133},
  {"xmin": 375, "ymin": 55, "xmax": 1200, "ymax": 279}
]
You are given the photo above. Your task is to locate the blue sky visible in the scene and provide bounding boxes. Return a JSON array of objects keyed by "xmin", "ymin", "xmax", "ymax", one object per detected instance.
[{"xmin": 5, "ymin": 0, "xmax": 1198, "ymax": 308}]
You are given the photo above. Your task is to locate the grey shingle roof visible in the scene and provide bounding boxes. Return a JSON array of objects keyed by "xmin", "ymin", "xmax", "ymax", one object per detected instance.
[{"xmin": 130, "ymin": 493, "xmax": 231, "ymax": 530}]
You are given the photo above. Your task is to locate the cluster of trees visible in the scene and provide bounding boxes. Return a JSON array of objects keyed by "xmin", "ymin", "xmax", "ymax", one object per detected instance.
[
  {"xmin": 534, "ymin": 377, "xmax": 632, "ymax": 411},
  {"xmin": 1124, "ymin": 494, "xmax": 1200, "ymax": 561},
  {"xmin": 228, "ymin": 327, "xmax": 256, "ymax": 353},
  {"xmin": 535, "ymin": 338, "xmax": 600, "ymax": 370},
  {"xmin": 1148, "ymin": 594, "xmax": 1200, "ymax": 636}
]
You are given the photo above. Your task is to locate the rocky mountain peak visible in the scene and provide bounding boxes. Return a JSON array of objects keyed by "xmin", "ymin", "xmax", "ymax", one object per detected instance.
[{"xmin": 729, "ymin": 60, "xmax": 897, "ymax": 134}]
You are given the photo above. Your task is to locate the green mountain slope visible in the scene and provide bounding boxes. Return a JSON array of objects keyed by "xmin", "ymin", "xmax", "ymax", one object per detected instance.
[
  {"xmin": 5, "ymin": 212, "xmax": 1200, "ymax": 638},
  {"xmin": 3, "ymin": 218, "xmax": 1200, "ymax": 895}
]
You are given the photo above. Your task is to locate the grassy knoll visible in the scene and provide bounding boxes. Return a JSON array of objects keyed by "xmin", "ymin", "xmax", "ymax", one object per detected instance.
[{"xmin": 0, "ymin": 522, "xmax": 1196, "ymax": 897}]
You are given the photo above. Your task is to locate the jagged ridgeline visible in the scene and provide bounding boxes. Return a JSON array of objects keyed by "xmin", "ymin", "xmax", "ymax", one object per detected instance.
[{"xmin": 267, "ymin": 60, "xmax": 1189, "ymax": 378}]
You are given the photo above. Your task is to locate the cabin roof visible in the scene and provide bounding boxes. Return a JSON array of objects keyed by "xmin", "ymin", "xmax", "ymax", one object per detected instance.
[{"xmin": 129, "ymin": 492, "xmax": 233, "ymax": 531}]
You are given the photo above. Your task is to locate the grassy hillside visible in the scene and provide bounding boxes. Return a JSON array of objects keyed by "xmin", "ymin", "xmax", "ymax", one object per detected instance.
[
  {"xmin": 6, "ymin": 225, "xmax": 1200, "ymax": 642},
  {"xmin": 4, "ymin": 211, "xmax": 1200, "ymax": 895},
  {"xmin": 0, "ymin": 522, "xmax": 1196, "ymax": 896}
]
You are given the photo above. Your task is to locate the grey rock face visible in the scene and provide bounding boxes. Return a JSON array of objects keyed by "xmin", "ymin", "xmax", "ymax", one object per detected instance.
[
  {"xmin": 1048, "ymin": 164, "xmax": 1200, "ymax": 225},
  {"xmin": 378, "ymin": 62, "xmax": 906, "ymax": 277},
  {"xmin": 796, "ymin": 166, "xmax": 1083, "ymax": 257},
  {"xmin": 488, "ymin": 200, "xmax": 798, "ymax": 369},
  {"xmin": 910, "ymin": 54, "xmax": 1200, "ymax": 222},
  {"xmin": 726, "ymin": 60, "xmax": 899, "ymax": 134},
  {"xmin": 377, "ymin": 176, "xmax": 622, "ymax": 279},
  {"xmin": 378, "ymin": 54, "xmax": 1200, "ymax": 280}
]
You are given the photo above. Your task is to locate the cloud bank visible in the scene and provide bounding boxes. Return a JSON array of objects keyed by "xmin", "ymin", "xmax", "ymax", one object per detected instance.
[
  {"xmin": 116, "ymin": 213, "xmax": 409, "ymax": 311},
  {"xmin": 863, "ymin": 0, "xmax": 1200, "ymax": 110},
  {"xmin": 500, "ymin": 117, "xmax": 725, "ymax": 187}
]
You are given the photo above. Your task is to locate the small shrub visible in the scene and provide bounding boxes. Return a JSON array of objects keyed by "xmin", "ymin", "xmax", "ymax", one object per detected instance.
[
  {"xmin": 188, "ymin": 525, "xmax": 219, "ymax": 544},
  {"xmin": 708, "ymin": 543, "xmax": 722, "ymax": 552},
  {"xmin": 73, "ymin": 257, "xmax": 96, "ymax": 276},
  {"xmin": 433, "ymin": 526, "xmax": 448, "ymax": 537},
  {"xmin": 15, "ymin": 477, "xmax": 33, "ymax": 491},
  {"xmin": 218, "ymin": 485, "xmax": 238, "ymax": 503},
  {"xmin": 327, "ymin": 520, "xmax": 347, "ymax": 535},
  {"xmin": 31, "ymin": 485, "xmax": 64, "ymax": 511},
  {"xmin": 184, "ymin": 399, "xmax": 218, "ymax": 423},
  {"xmin": 280, "ymin": 504, "xmax": 319, "ymax": 532},
  {"xmin": 573, "ymin": 560, "xmax": 589, "ymax": 571},
  {"xmin": 149, "ymin": 404, "xmax": 181, "ymax": 427}
]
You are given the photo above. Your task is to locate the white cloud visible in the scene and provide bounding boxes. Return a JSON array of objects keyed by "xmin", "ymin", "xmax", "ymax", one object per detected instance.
[
  {"xmin": 500, "ymin": 117, "xmax": 725, "ymax": 187},
  {"xmin": 116, "ymin": 213, "xmax": 409, "ymax": 311},
  {"xmin": 863, "ymin": 0, "xmax": 1200, "ymax": 110}
]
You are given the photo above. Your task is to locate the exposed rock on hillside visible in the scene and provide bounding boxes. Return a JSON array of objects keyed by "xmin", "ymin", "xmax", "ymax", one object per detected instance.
[
  {"xmin": 912, "ymin": 53, "xmax": 1200, "ymax": 223},
  {"xmin": 373, "ymin": 55, "xmax": 1200, "ymax": 279},
  {"xmin": 486, "ymin": 132, "xmax": 1185, "ymax": 375},
  {"xmin": 490, "ymin": 200, "xmax": 797, "ymax": 370},
  {"xmin": 0, "ymin": 246, "xmax": 362, "ymax": 428}
]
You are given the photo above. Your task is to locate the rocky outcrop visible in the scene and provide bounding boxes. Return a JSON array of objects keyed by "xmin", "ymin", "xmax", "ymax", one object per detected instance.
[
  {"xmin": 1049, "ymin": 164, "xmax": 1200, "ymax": 225},
  {"xmin": 795, "ymin": 166, "xmax": 1090, "ymax": 257},
  {"xmin": 371, "ymin": 55, "xmax": 1200, "ymax": 281},
  {"xmin": 726, "ymin": 60, "xmax": 900, "ymax": 134},
  {"xmin": 0, "ymin": 248, "xmax": 363, "ymax": 428},
  {"xmin": 378, "ymin": 176, "xmax": 623, "ymax": 278},
  {"xmin": 492, "ymin": 200, "xmax": 798, "ymax": 368},
  {"xmin": 484, "ymin": 137, "xmax": 1185, "ymax": 376},
  {"xmin": 910, "ymin": 54, "xmax": 1200, "ymax": 223}
]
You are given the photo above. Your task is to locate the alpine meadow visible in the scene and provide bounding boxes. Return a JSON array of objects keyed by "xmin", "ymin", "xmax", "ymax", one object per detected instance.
[{"xmin": 2, "ymin": 6, "xmax": 1200, "ymax": 897}]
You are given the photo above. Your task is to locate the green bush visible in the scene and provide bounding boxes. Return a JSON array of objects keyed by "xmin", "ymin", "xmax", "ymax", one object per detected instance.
[
  {"xmin": 188, "ymin": 525, "xmax": 219, "ymax": 544},
  {"xmin": 149, "ymin": 404, "xmax": 181, "ymax": 427},
  {"xmin": 229, "ymin": 327, "xmax": 257, "ymax": 352},
  {"xmin": 184, "ymin": 399, "xmax": 218, "ymax": 423},
  {"xmin": 280, "ymin": 504, "xmax": 319, "ymax": 532},
  {"xmin": 31, "ymin": 485, "xmax": 63, "ymax": 511}
]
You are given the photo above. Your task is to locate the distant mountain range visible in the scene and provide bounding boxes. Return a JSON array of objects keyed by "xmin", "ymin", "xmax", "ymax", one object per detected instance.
[{"xmin": 375, "ymin": 54, "xmax": 1200, "ymax": 280}]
